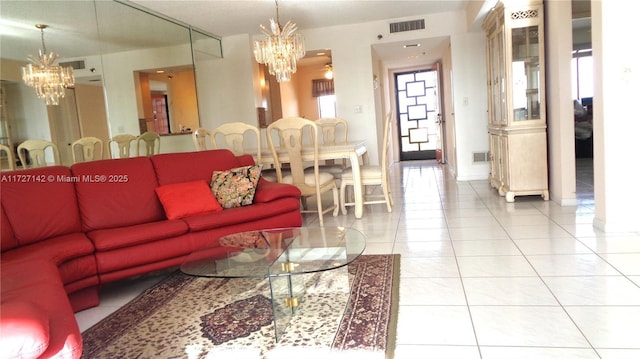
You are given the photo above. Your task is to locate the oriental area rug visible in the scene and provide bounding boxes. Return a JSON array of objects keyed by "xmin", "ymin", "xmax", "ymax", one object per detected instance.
[{"xmin": 81, "ymin": 254, "xmax": 400, "ymax": 359}]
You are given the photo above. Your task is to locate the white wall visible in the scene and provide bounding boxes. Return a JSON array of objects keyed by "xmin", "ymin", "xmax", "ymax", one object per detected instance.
[
  {"xmin": 302, "ymin": 22, "xmax": 381, "ymax": 165},
  {"xmin": 441, "ymin": 43, "xmax": 458, "ymax": 175},
  {"xmin": 449, "ymin": 32, "xmax": 489, "ymax": 181},
  {"xmin": 196, "ymin": 34, "xmax": 258, "ymax": 128},
  {"xmin": 237, "ymin": 9, "xmax": 475, "ymax": 167},
  {"xmin": 101, "ymin": 43, "xmax": 195, "ymax": 153},
  {"xmin": 0, "ymin": 59, "xmax": 52, "ymax": 143},
  {"xmin": 194, "ymin": 34, "xmax": 262, "ymax": 149}
]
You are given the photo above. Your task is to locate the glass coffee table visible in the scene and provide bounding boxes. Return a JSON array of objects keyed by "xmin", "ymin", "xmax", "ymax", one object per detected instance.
[{"xmin": 180, "ymin": 226, "xmax": 366, "ymax": 341}]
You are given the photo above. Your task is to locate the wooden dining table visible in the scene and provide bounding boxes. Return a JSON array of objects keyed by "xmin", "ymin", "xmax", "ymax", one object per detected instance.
[{"xmin": 249, "ymin": 140, "xmax": 368, "ymax": 219}]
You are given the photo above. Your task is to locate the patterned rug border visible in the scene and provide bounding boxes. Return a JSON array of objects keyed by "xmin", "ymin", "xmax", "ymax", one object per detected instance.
[{"xmin": 81, "ymin": 254, "xmax": 400, "ymax": 358}]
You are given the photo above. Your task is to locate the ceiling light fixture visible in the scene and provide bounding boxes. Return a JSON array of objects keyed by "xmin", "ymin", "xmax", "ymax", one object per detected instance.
[
  {"xmin": 253, "ymin": 0, "xmax": 305, "ymax": 82},
  {"xmin": 324, "ymin": 63, "xmax": 334, "ymax": 80},
  {"xmin": 21, "ymin": 24, "xmax": 75, "ymax": 106}
]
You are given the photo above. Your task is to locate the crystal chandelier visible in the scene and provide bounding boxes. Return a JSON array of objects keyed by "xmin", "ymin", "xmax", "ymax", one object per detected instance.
[
  {"xmin": 253, "ymin": 0, "xmax": 305, "ymax": 82},
  {"xmin": 21, "ymin": 24, "xmax": 75, "ymax": 106}
]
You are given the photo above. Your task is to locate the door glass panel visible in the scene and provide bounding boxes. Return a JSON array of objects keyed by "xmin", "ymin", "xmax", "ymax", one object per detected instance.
[
  {"xmin": 406, "ymin": 81, "xmax": 426, "ymax": 97},
  {"xmin": 408, "ymin": 105, "xmax": 427, "ymax": 120}
]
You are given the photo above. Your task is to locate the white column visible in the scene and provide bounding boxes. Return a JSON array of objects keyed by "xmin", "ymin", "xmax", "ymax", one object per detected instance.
[
  {"xmin": 545, "ymin": 0, "xmax": 577, "ymax": 206},
  {"xmin": 592, "ymin": 0, "xmax": 640, "ymax": 232}
]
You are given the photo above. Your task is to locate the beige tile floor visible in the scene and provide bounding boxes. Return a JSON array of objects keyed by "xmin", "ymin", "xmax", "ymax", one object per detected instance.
[{"xmin": 76, "ymin": 159, "xmax": 640, "ymax": 359}]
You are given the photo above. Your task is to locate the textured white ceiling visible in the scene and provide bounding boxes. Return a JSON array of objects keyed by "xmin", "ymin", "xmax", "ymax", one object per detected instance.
[{"xmin": 132, "ymin": 0, "xmax": 468, "ymax": 37}]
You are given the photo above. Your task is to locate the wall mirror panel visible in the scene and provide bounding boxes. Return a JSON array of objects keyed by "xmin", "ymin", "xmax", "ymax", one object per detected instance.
[{"xmin": 0, "ymin": 0, "xmax": 221, "ymax": 165}]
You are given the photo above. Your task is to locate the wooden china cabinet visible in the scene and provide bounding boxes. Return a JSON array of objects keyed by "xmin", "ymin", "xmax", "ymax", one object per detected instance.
[{"xmin": 482, "ymin": 0, "xmax": 549, "ymax": 202}]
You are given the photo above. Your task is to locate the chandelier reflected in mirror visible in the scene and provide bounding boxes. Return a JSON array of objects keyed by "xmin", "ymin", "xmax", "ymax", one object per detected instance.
[
  {"xmin": 253, "ymin": 0, "xmax": 305, "ymax": 82},
  {"xmin": 21, "ymin": 24, "xmax": 75, "ymax": 106}
]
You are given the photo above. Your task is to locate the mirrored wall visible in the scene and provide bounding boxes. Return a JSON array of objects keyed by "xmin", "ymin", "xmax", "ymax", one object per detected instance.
[{"xmin": 0, "ymin": 0, "xmax": 221, "ymax": 164}]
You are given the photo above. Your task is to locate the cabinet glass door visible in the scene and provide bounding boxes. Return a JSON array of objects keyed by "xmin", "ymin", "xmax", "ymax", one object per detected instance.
[{"xmin": 511, "ymin": 25, "xmax": 540, "ymax": 121}]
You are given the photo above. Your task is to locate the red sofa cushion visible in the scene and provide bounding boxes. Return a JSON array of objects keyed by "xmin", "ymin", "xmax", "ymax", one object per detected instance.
[
  {"xmin": 0, "ymin": 301, "xmax": 49, "ymax": 359},
  {"xmin": 1, "ymin": 166, "xmax": 82, "ymax": 247},
  {"xmin": 182, "ymin": 198, "xmax": 302, "ymax": 232},
  {"xmin": 156, "ymin": 180, "xmax": 223, "ymax": 219},
  {"xmin": 151, "ymin": 149, "xmax": 243, "ymax": 186},
  {"xmin": 1, "ymin": 259, "xmax": 83, "ymax": 359},
  {"xmin": 1, "ymin": 232, "xmax": 95, "ymax": 268},
  {"xmin": 87, "ymin": 219, "xmax": 189, "ymax": 252},
  {"xmin": 93, "ymin": 233, "xmax": 193, "ymax": 276},
  {"xmin": 71, "ymin": 157, "xmax": 165, "ymax": 231},
  {"xmin": 1, "ymin": 205, "xmax": 17, "ymax": 252}
]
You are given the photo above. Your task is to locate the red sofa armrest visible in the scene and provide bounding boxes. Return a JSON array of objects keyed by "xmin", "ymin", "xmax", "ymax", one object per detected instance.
[{"xmin": 253, "ymin": 179, "xmax": 301, "ymax": 203}]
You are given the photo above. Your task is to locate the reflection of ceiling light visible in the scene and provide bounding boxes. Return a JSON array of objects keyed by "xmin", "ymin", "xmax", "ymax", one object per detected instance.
[
  {"xmin": 324, "ymin": 63, "xmax": 333, "ymax": 80},
  {"xmin": 156, "ymin": 70, "xmax": 165, "ymax": 73},
  {"xmin": 404, "ymin": 43, "xmax": 421, "ymax": 48},
  {"xmin": 21, "ymin": 24, "xmax": 75, "ymax": 106},
  {"xmin": 253, "ymin": 0, "xmax": 305, "ymax": 82}
]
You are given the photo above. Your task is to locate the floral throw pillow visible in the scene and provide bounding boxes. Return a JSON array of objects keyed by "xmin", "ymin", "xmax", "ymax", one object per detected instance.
[{"xmin": 210, "ymin": 165, "xmax": 262, "ymax": 208}]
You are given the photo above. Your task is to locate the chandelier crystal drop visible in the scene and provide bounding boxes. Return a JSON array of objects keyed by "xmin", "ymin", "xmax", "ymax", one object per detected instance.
[
  {"xmin": 21, "ymin": 24, "xmax": 75, "ymax": 106},
  {"xmin": 253, "ymin": 0, "xmax": 305, "ymax": 82}
]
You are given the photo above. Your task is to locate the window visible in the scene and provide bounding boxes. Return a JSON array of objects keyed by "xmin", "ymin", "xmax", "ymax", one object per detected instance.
[
  {"xmin": 318, "ymin": 95, "xmax": 336, "ymax": 118},
  {"xmin": 312, "ymin": 78, "xmax": 335, "ymax": 118},
  {"xmin": 571, "ymin": 49, "xmax": 593, "ymax": 100}
]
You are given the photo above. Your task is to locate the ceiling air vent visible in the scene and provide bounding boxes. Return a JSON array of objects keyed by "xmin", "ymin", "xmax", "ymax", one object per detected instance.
[
  {"xmin": 389, "ymin": 19, "xmax": 425, "ymax": 34},
  {"xmin": 59, "ymin": 60, "xmax": 85, "ymax": 70}
]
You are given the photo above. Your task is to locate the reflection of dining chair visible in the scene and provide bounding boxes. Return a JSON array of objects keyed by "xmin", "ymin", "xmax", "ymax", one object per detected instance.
[
  {"xmin": 0, "ymin": 144, "xmax": 16, "ymax": 171},
  {"xmin": 71, "ymin": 137, "xmax": 104, "ymax": 163},
  {"xmin": 192, "ymin": 128, "xmax": 213, "ymax": 151},
  {"xmin": 136, "ymin": 131, "xmax": 160, "ymax": 156},
  {"xmin": 267, "ymin": 117, "xmax": 339, "ymax": 226},
  {"xmin": 340, "ymin": 113, "xmax": 393, "ymax": 214},
  {"xmin": 108, "ymin": 134, "xmax": 136, "ymax": 159},
  {"xmin": 17, "ymin": 139, "xmax": 61, "ymax": 168},
  {"xmin": 306, "ymin": 117, "xmax": 349, "ymax": 178}
]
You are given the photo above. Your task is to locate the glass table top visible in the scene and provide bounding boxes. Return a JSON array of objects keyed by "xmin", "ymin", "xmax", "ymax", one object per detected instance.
[{"xmin": 180, "ymin": 226, "xmax": 366, "ymax": 278}]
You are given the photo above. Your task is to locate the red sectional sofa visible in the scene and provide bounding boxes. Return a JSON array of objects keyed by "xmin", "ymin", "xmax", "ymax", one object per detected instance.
[{"xmin": 0, "ymin": 149, "xmax": 302, "ymax": 359}]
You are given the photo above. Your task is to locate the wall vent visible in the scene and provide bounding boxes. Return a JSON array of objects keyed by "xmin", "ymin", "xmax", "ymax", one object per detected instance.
[
  {"xmin": 59, "ymin": 60, "xmax": 85, "ymax": 70},
  {"xmin": 389, "ymin": 19, "xmax": 425, "ymax": 33},
  {"xmin": 473, "ymin": 151, "xmax": 491, "ymax": 163}
]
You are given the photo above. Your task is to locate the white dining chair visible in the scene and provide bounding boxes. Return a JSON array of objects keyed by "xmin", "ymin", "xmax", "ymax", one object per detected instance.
[
  {"xmin": 305, "ymin": 117, "xmax": 349, "ymax": 179},
  {"xmin": 136, "ymin": 131, "xmax": 161, "ymax": 157},
  {"xmin": 72, "ymin": 137, "xmax": 104, "ymax": 163},
  {"xmin": 108, "ymin": 134, "xmax": 137, "ymax": 159},
  {"xmin": 0, "ymin": 144, "xmax": 16, "ymax": 171},
  {"xmin": 340, "ymin": 113, "xmax": 393, "ymax": 214},
  {"xmin": 266, "ymin": 117, "xmax": 339, "ymax": 226},
  {"xmin": 17, "ymin": 139, "xmax": 61, "ymax": 168},
  {"xmin": 211, "ymin": 122, "xmax": 262, "ymax": 164},
  {"xmin": 192, "ymin": 128, "xmax": 214, "ymax": 151}
]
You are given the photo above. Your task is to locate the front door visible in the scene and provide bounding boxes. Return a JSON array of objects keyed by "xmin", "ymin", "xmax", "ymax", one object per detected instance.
[{"xmin": 394, "ymin": 69, "xmax": 441, "ymax": 161}]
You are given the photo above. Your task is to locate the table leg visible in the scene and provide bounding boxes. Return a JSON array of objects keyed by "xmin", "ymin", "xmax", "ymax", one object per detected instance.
[
  {"xmin": 269, "ymin": 273, "xmax": 298, "ymax": 342},
  {"xmin": 348, "ymin": 152, "xmax": 364, "ymax": 219}
]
